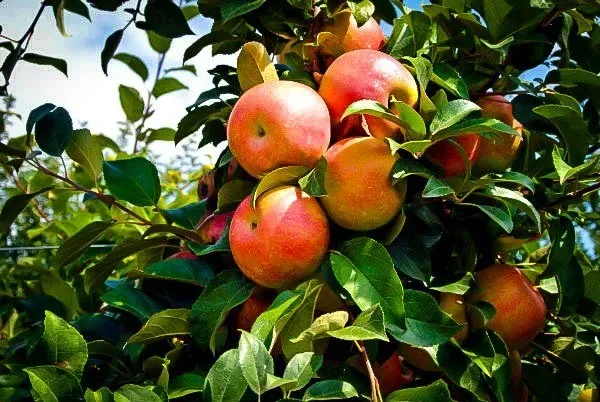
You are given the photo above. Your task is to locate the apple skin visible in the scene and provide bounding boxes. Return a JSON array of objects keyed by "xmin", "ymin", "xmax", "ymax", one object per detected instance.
[
  {"xmin": 227, "ymin": 80, "xmax": 330, "ymax": 178},
  {"xmin": 425, "ymin": 133, "xmax": 482, "ymax": 178},
  {"xmin": 318, "ymin": 49, "xmax": 419, "ymax": 142},
  {"xmin": 322, "ymin": 11, "xmax": 385, "ymax": 53},
  {"xmin": 229, "ymin": 185, "xmax": 330, "ymax": 289},
  {"xmin": 466, "ymin": 264, "xmax": 547, "ymax": 351},
  {"xmin": 168, "ymin": 251, "xmax": 197, "ymax": 260},
  {"xmin": 397, "ymin": 343, "xmax": 439, "ymax": 372},
  {"xmin": 234, "ymin": 289, "xmax": 274, "ymax": 332},
  {"xmin": 439, "ymin": 293, "xmax": 469, "ymax": 344},
  {"xmin": 579, "ymin": 389, "xmax": 600, "ymax": 402},
  {"xmin": 473, "ymin": 95, "xmax": 523, "ymax": 174},
  {"xmin": 378, "ymin": 352, "xmax": 414, "ymax": 396},
  {"xmin": 321, "ymin": 137, "xmax": 406, "ymax": 231},
  {"xmin": 197, "ymin": 212, "xmax": 234, "ymax": 244}
]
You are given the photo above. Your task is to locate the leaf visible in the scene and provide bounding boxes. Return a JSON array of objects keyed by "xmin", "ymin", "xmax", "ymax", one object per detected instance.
[
  {"xmin": 291, "ymin": 311, "xmax": 349, "ymax": 343},
  {"xmin": 251, "ymin": 289, "xmax": 304, "ymax": 342},
  {"xmin": 147, "ymin": 30, "xmax": 171, "ymax": 54},
  {"xmin": 386, "ymin": 379, "xmax": 456, "ymax": 401},
  {"xmin": 40, "ymin": 272, "xmax": 80, "ymax": 321},
  {"xmin": 55, "ymin": 221, "xmax": 113, "ymax": 268},
  {"xmin": 114, "ymin": 384, "xmax": 162, "ymax": 402},
  {"xmin": 546, "ymin": 68, "xmax": 600, "ymax": 110},
  {"xmin": 252, "ymin": 166, "xmax": 309, "ymax": 207},
  {"xmin": 387, "ymin": 235, "xmax": 432, "ymax": 283},
  {"xmin": 168, "ymin": 373, "xmax": 204, "ymax": 399},
  {"xmin": 22, "ymin": 53, "xmax": 67, "ymax": 77},
  {"xmin": 328, "ymin": 304, "xmax": 388, "ymax": 341},
  {"xmin": 422, "ymin": 176, "xmax": 455, "ymax": 198},
  {"xmin": 433, "ymin": 342, "xmax": 490, "ymax": 400},
  {"xmin": 217, "ymin": 180, "xmax": 255, "ymax": 211},
  {"xmin": 144, "ymin": 0, "xmax": 194, "ymax": 38},
  {"xmin": 282, "ymin": 352, "xmax": 323, "ymax": 393},
  {"xmin": 391, "ymin": 157, "xmax": 434, "ymax": 183},
  {"xmin": 396, "ymin": 290, "xmax": 463, "ymax": 347},
  {"xmin": 189, "ymin": 270, "xmax": 253, "ymax": 354},
  {"xmin": 183, "ymin": 31, "xmax": 241, "ymax": 62},
  {"xmin": 26, "ymin": 103, "xmax": 55, "ymax": 137},
  {"xmin": 129, "ymin": 257, "xmax": 214, "ymax": 287},
  {"xmin": 85, "ymin": 387, "xmax": 114, "ymax": 402},
  {"xmin": 480, "ymin": 172, "xmax": 536, "ymax": 193},
  {"xmin": 113, "ymin": 53, "xmax": 149, "ymax": 81},
  {"xmin": 238, "ymin": 331, "xmax": 274, "ymax": 395},
  {"xmin": 118, "ymin": 85, "xmax": 144, "ymax": 122},
  {"xmin": 34, "ymin": 106, "xmax": 73, "ymax": 156},
  {"xmin": 302, "ymin": 380, "xmax": 358, "ymax": 401},
  {"xmin": 429, "ymin": 100, "xmax": 481, "ymax": 135},
  {"xmin": 552, "ymin": 146, "xmax": 600, "ymax": 185},
  {"xmin": 66, "ymin": 129, "xmax": 103, "ymax": 181},
  {"xmin": 545, "ymin": 216, "xmax": 575, "ymax": 278},
  {"xmin": 348, "ymin": 0, "xmax": 375, "ymax": 25},
  {"xmin": 103, "ymin": 157, "xmax": 161, "ymax": 206},
  {"xmin": 24, "ymin": 366, "xmax": 83, "ymax": 402},
  {"xmin": 341, "ymin": 99, "xmax": 426, "ymax": 141},
  {"xmin": 329, "ymin": 238, "xmax": 405, "ymax": 338},
  {"xmin": 163, "ymin": 201, "xmax": 206, "ymax": 230},
  {"xmin": 432, "ymin": 63, "xmax": 469, "ymax": 99},
  {"xmin": 152, "ymin": 77, "xmax": 188, "ymax": 98},
  {"xmin": 483, "ymin": 186, "xmax": 541, "ymax": 232},
  {"xmin": 52, "ymin": 0, "xmax": 69, "ymax": 36},
  {"xmin": 299, "ymin": 157, "xmax": 328, "ymax": 197},
  {"xmin": 147, "ymin": 127, "xmax": 176, "ymax": 143},
  {"xmin": 187, "ymin": 223, "xmax": 231, "ymax": 256},
  {"xmin": 0, "ymin": 187, "xmax": 53, "ymax": 236},
  {"xmin": 430, "ymin": 118, "xmax": 517, "ymax": 142},
  {"xmin": 221, "ymin": 0, "xmax": 266, "ymax": 21},
  {"xmin": 404, "ymin": 56, "xmax": 435, "ymax": 119},
  {"xmin": 460, "ymin": 203, "xmax": 513, "ymax": 233},
  {"xmin": 533, "ymin": 104, "xmax": 591, "ymax": 166},
  {"xmin": 143, "ymin": 224, "xmax": 205, "ymax": 244},
  {"xmin": 128, "ymin": 309, "xmax": 190, "ymax": 345},
  {"xmin": 385, "ymin": 11, "xmax": 432, "ymax": 57},
  {"xmin": 101, "ymin": 29, "xmax": 124, "ymax": 76},
  {"xmin": 102, "ymin": 282, "xmax": 162, "ymax": 321},
  {"xmin": 237, "ymin": 41, "xmax": 278, "ymax": 92}
]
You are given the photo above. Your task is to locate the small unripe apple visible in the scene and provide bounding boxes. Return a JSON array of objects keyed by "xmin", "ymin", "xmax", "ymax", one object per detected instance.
[
  {"xmin": 227, "ymin": 80, "xmax": 330, "ymax": 178},
  {"xmin": 318, "ymin": 49, "xmax": 418, "ymax": 142},
  {"xmin": 378, "ymin": 352, "xmax": 414, "ymax": 396},
  {"xmin": 229, "ymin": 186, "xmax": 330, "ymax": 289},
  {"xmin": 439, "ymin": 293, "xmax": 469, "ymax": 344},
  {"xmin": 197, "ymin": 212, "xmax": 234, "ymax": 244},
  {"xmin": 466, "ymin": 264, "xmax": 547, "ymax": 351},
  {"xmin": 234, "ymin": 289, "xmax": 274, "ymax": 332},
  {"xmin": 425, "ymin": 134, "xmax": 482, "ymax": 178},
  {"xmin": 321, "ymin": 137, "xmax": 406, "ymax": 231}
]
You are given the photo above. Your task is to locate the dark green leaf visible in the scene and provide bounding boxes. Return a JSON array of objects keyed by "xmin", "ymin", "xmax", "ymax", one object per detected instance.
[
  {"xmin": 430, "ymin": 118, "xmax": 517, "ymax": 143},
  {"xmin": 129, "ymin": 257, "xmax": 214, "ymax": 287},
  {"xmin": 147, "ymin": 127, "xmax": 176, "ymax": 143},
  {"xmin": 55, "ymin": 221, "xmax": 113, "ymax": 268},
  {"xmin": 546, "ymin": 216, "xmax": 575, "ymax": 278},
  {"xmin": 113, "ymin": 53, "xmax": 149, "ymax": 81},
  {"xmin": 387, "ymin": 379, "xmax": 456, "ymax": 401},
  {"xmin": 102, "ymin": 282, "xmax": 162, "ymax": 321},
  {"xmin": 221, "ymin": 0, "xmax": 266, "ymax": 21},
  {"xmin": 430, "ymin": 100, "xmax": 481, "ymax": 135},
  {"xmin": 103, "ymin": 157, "xmax": 161, "ymax": 206},
  {"xmin": 483, "ymin": 186, "xmax": 541, "ymax": 232},
  {"xmin": 22, "ymin": 53, "xmax": 67, "ymax": 77},
  {"xmin": 387, "ymin": 235, "xmax": 432, "ymax": 283},
  {"xmin": 27, "ymin": 103, "xmax": 55, "ymax": 136},
  {"xmin": 251, "ymin": 289, "xmax": 304, "ymax": 343},
  {"xmin": 114, "ymin": 384, "xmax": 163, "ymax": 402},
  {"xmin": 432, "ymin": 63, "xmax": 469, "ymax": 99},
  {"xmin": 183, "ymin": 31, "xmax": 240, "ymax": 62},
  {"xmin": 552, "ymin": 146, "xmax": 600, "ymax": 185},
  {"xmin": 302, "ymin": 380, "xmax": 358, "ymax": 401},
  {"xmin": 24, "ymin": 366, "xmax": 83, "ymax": 402},
  {"xmin": 422, "ymin": 176, "xmax": 455, "ymax": 198},
  {"xmin": 127, "ymin": 309, "xmax": 190, "ymax": 345},
  {"xmin": 0, "ymin": 186, "xmax": 52, "ymax": 236},
  {"xmin": 386, "ymin": 11, "xmax": 432, "ymax": 57},
  {"xmin": 460, "ymin": 203, "xmax": 513, "ymax": 233},
  {"xmin": 34, "ymin": 106, "xmax": 73, "ymax": 156},
  {"xmin": 66, "ymin": 129, "xmax": 104, "ymax": 181},
  {"xmin": 101, "ymin": 29, "xmax": 124, "ymax": 76},
  {"xmin": 147, "ymin": 30, "xmax": 172, "ymax": 54},
  {"xmin": 144, "ymin": 0, "xmax": 194, "ymax": 38},
  {"xmin": 168, "ymin": 373, "xmax": 204, "ymax": 399},
  {"xmin": 152, "ymin": 77, "xmax": 188, "ymax": 98},
  {"xmin": 118, "ymin": 85, "xmax": 144, "ymax": 122},
  {"xmin": 391, "ymin": 156, "xmax": 434, "ymax": 183},
  {"xmin": 163, "ymin": 201, "xmax": 206, "ymax": 229}
]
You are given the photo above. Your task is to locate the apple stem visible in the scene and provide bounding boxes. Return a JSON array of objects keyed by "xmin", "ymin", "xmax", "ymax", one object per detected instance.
[{"xmin": 354, "ymin": 340, "xmax": 383, "ymax": 402}]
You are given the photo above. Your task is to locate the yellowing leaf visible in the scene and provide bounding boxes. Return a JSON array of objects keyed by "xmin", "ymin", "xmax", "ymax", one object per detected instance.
[{"xmin": 237, "ymin": 41, "xmax": 278, "ymax": 92}]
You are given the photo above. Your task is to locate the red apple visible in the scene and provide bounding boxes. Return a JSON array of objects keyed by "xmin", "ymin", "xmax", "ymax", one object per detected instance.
[
  {"xmin": 321, "ymin": 10, "xmax": 385, "ymax": 53},
  {"xmin": 378, "ymin": 352, "xmax": 414, "ymax": 396},
  {"xmin": 168, "ymin": 250, "xmax": 196, "ymax": 260},
  {"xmin": 425, "ymin": 134, "xmax": 481, "ymax": 178},
  {"xmin": 197, "ymin": 212, "xmax": 234, "ymax": 244},
  {"xmin": 234, "ymin": 289, "xmax": 274, "ymax": 332}
]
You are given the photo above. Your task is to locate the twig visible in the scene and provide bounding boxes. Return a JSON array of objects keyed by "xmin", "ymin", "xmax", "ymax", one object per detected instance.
[
  {"xmin": 134, "ymin": 51, "xmax": 166, "ymax": 153},
  {"xmin": 544, "ymin": 181, "xmax": 600, "ymax": 209},
  {"xmin": 11, "ymin": 171, "xmax": 50, "ymax": 222},
  {"xmin": 354, "ymin": 340, "xmax": 382, "ymax": 402}
]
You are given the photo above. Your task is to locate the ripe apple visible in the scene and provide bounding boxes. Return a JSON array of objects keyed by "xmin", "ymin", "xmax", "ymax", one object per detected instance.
[
  {"xmin": 439, "ymin": 292, "xmax": 469, "ymax": 344},
  {"xmin": 321, "ymin": 10, "xmax": 385, "ymax": 54},
  {"xmin": 466, "ymin": 264, "xmax": 547, "ymax": 351},
  {"xmin": 197, "ymin": 212, "xmax": 234, "ymax": 244},
  {"xmin": 321, "ymin": 136, "xmax": 406, "ymax": 231},
  {"xmin": 229, "ymin": 185, "xmax": 330, "ymax": 289},
  {"xmin": 397, "ymin": 343, "xmax": 439, "ymax": 372},
  {"xmin": 473, "ymin": 95, "xmax": 523, "ymax": 173},
  {"xmin": 318, "ymin": 49, "xmax": 419, "ymax": 142},
  {"xmin": 425, "ymin": 134, "xmax": 482, "ymax": 178},
  {"xmin": 378, "ymin": 352, "xmax": 414, "ymax": 396},
  {"xmin": 234, "ymin": 289, "xmax": 274, "ymax": 332},
  {"xmin": 168, "ymin": 250, "xmax": 196, "ymax": 260},
  {"xmin": 227, "ymin": 80, "xmax": 330, "ymax": 178}
]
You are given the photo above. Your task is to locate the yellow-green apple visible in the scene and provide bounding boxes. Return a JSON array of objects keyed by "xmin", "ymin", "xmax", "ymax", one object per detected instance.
[
  {"xmin": 229, "ymin": 185, "xmax": 330, "ymax": 288},
  {"xmin": 579, "ymin": 388, "xmax": 600, "ymax": 402},
  {"xmin": 378, "ymin": 352, "xmax": 414, "ymax": 396},
  {"xmin": 227, "ymin": 80, "xmax": 330, "ymax": 178},
  {"xmin": 321, "ymin": 136, "xmax": 406, "ymax": 231},
  {"xmin": 321, "ymin": 10, "xmax": 385, "ymax": 54},
  {"xmin": 439, "ymin": 292, "xmax": 469, "ymax": 343},
  {"xmin": 473, "ymin": 95, "xmax": 523, "ymax": 173},
  {"xmin": 234, "ymin": 289, "xmax": 274, "ymax": 332},
  {"xmin": 197, "ymin": 212, "xmax": 234, "ymax": 243},
  {"xmin": 466, "ymin": 264, "xmax": 547, "ymax": 350},
  {"xmin": 425, "ymin": 134, "xmax": 481, "ymax": 178},
  {"xmin": 318, "ymin": 49, "xmax": 418, "ymax": 142}
]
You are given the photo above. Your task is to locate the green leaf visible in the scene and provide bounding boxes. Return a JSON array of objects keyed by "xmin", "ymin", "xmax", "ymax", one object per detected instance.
[
  {"xmin": 113, "ymin": 53, "xmax": 149, "ymax": 81},
  {"xmin": 118, "ymin": 85, "xmax": 144, "ymax": 123},
  {"xmin": 430, "ymin": 272, "xmax": 475, "ymax": 295},
  {"xmin": 0, "ymin": 186, "xmax": 52, "ymax": 236},
  {"xmin": 460, "ymin": 203, "xmax": 513, "ymax": 233},
  {"xmin": 63, "ymin": 0, "xmax": 91, "ymax": 21},
  {"xmin": 404, "ymin": 57, "xmax": 436, "ymax": 119},
  {"xmin": 430, "ymin": 100, "xmax": 481, "ymax": 135},
  {"xmin": 103, "ymin": 157, "xmax": 161, "ymax": 206},
  {"xmin": 386, "ymin": 379, "xmax": 456, "ymax": 401},
  {"xmin": 387, "ymin": 139, "xmax": 432, "ymax": 157},
  {"xmin": 190, "ymin": 270, "xmax": 253, "ymax": 354},
  {"xmin": 387, "ymin": 235, "xmax": 432, "ymax": 283},
  {"xmin": 39, "ymin": 310, "xmax": 88, "ymax": 377},
  {"xmin": 432, "ymin": 64, "xmax": 469, "ymax": 99},
  {"xmin": 251, "ymin": 289, "xmax": 304, "ymax": 343},
  {"xmin": 183, "ymin": 31, "xmax": 241, "ymax": 62},
  {"xmin": 348, "ymin": 0, "xmax": 375, "ymax": 25},
  {"xmin": 302, "ymin": 380, "xmax": 358, "ymax": 401},
  {"xmin": 114, "ymin": 385, "xmax": 162, "ymax": 402},
  {"xmin": 168, "ymin": 373, "xmax": 204, "ymax": 399},
  {"xmin": 144, "ymin": 0, "xmax": 194, "ymax": 38},
  {"xmin": 102, "ymin": 282, "xmax": 162, "ymax": 321},
  {"xmin": 147, "ymin": 127, "xmax": 176, "ymax": 143},
  {"xmin": 66, "ymin": 129, "xmax": 103, "ymax": 181},
  {"xmin": 391, "ymin": 157, "xmax": 434, "ymax": 183},
  {"xmin": 483, "ymin": 186, "xmax": 541, "ymax": 232},
  {"xmin": 127, "ymin": 309, "xmax": 190, "ymax": 345},
  {"xmin": 422, "ymin": 176, "xmax": 455, "ymax": 198},
  {"xmin": 238, "ymin": 331, "xmax": 274, "ymax": 395},
  {"xmin": 85, "ymin": 387, "xmax": 114, "ymax": 402},
  {"xmin": 22, "ymin": 53, "xmax": 67, "ymax": 77},
  {"xmin": 299, "ymin": 157, "xmax": 328, "ymax": 197},
  {"xmin": 546, "ymin": 216, "xmax": 575, "ymax": 278},
  {"xmin": 329, "ymin": 238, "xmax": 405, "ymax": 338},
  {"xmin": 430, "ymin": 118, "xmax": 517, "ymax": 143},
  {"xmin": 182, "ymin": 5, "xmax": 200, "ymax": 20},
  {"xmin": 385, "ymin": 11, "xmax": 432, "ymax": 57},
  {"xmin": 55, "ymin": 221, "xmax": 113, "ymax": 268},
  {"xmin": 433, "ymin": 342, "xmax": 489, "ymax": 400},
  {"xmin": 205, "ymin": 349, "xmax": 248, "ymax": 402},
  {"xmin": 130, "ymin": 257, "xmax": 214, "ymax": 287},
  {"xmin": 34, "ymin": 106, "xmax": 73, "ymax": 156},
  {"xmin": 480, "ymin": 172, "xmax": 536, "ymax": 193},
  {"xmin": 27, "ymin": 103, "xmax": 55, "ymax": 136},
  {"xmin": 165, "ymin": 65, "xmax": 196, "ymax": 75},
  {"xmin": 546, "ymin": 68, "xmax": 600, "ymax": 110},
  {"xmin": 252, "ymin": 166, "xmax": 309, "ymax": 207},
  {"xmin": 221, "ymin": 0, "xmax": 266, "ymax": 21},
  {"xmin": 282, "ymin": 352, "xmax": 323, "ymax": 393},
  {"xmin": 101, "ymin": 29, "xmax": 124, "ymax": 76},
  {"xmin": 152, "ymin": 77, "xmax": 188, "ymax": 98},
  {"xmin": 147, "ymin": 31, "xmax": 171, "ymax": 54},
  {"xmin": 217, "ymin": 180, "xmax": 254, "ymax": 211},
  {"xmin": 396, "ymin": 290, "xmax": 463, "ymax": 347},
  {"xmin": 291, "ymin": 311, "xmax": 349, "ymax": 343},
  {"xmin": 163, "ymin": 201, "xmax": 206, "ymax": 230},
  {"xmin": 187, "ymin": 222, "xmax": 231, "ymax": 256},
  {"xmin": 24, "ymin": 366, "xmax": 83, "ymax": 402},
  {"xmin": 237, "ymin": 41, "xmax": 278, "ymax": 92},
  {"xmin": 328, "ymin": 304, "xmax": 388, "ymax": 341},
  {"xmin": 552, "ymin": 146, "xmax": 600, "ymax": 185},
  {"xmin": 533, "ymin": 104, "xmax": 591, "ymax": 166},
  {"xmin": 40, "ymin": 272, "xmax": 80, "ymax": 321},
  {"xmin": 51, "ymin": 0, "xmax": 69, "ymax": 36}
]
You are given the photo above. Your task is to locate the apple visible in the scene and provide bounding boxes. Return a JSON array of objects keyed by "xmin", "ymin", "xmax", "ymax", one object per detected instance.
[
  {"xmin": 229, "ymin": 185, "xmax": 330, "ymax": 289},
  {"xmin": 473, "ymin": 95, "xmax": 523, "ymax": 174},
  {"xmin": 197, "ymin": 212, "xmax": 234, "ymax": 244},
  {"xmin": 321, "ymin": 10, "xmax": 385, "ymax": 54},
  {"xmin": 425, "ymin": 134, "xmax": 482, "ymax": 178},
  {"xmin": 466, "ymin": 264, "xmax": 547, "ymax": 351},
  {"xmin": 318, "ymin": 49, "xmax": 419, "ymax": 142},
  {"xmin": 397, "ymin": 343, "xmax": 439, "ymax": 372},
  {"xmin": 167, "ymin": 250, "xmax": 196, "ymax": 260},
  {"xmin": 439, "ymin": 292, "xmax": 469, "ymax": 344},
  {"xmin": 197, "ymin": 169, "xmax": 216, "ymax": 201},
  {"xmin": 227, "ymin": 80, "xmax": 331, "ymax": 178},
  {"xmin": 378, "ymin": 352, "xmax": 414, "ymax": 396},
  {"xmin": 321, "ymin": 136, "xmax": 406, "ymax": 231},
  {"xmin": 234, "ymin": 289, "xmax": 274, "ymax": 332}
]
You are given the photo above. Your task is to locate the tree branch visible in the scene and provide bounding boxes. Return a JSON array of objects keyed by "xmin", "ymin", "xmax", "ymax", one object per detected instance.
[
  {"xmin": 354, "ymin": 340, "xmax": 383, "ymax": 402},
  {"xmin": 544, "ymin": 181, "xmax": 600, "ymax": 209},
  {"xmin": 134, "ymin": 51, "xmax": 166, "ymax": 153}
]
